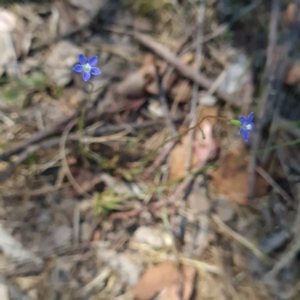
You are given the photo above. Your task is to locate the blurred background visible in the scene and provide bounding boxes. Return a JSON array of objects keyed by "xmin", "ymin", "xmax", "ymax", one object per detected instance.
[{"xmin": 0, "ymin": 0, "xmax": 299, "ymax": 299}]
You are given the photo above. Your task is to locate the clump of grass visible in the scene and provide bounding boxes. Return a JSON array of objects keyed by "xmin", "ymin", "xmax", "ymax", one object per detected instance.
[
  {"xmin": 93, "ymin": 191, "xmax": 126, "ymax": 215},
  {"xmin": 122, "ymin": 0, "xmax": 173, "ymax": 18}
]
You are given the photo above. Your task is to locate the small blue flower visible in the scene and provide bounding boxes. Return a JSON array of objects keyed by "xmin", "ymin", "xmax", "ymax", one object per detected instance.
[
  {"xmin": 72, "ymin": 54, "xmax": 101, "ymax": 82},
  {"xmin": 238, "ymin": 112, "xmax": 254, "ymax": 142}
]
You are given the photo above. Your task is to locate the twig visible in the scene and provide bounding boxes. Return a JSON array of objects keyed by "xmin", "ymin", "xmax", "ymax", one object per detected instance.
[
  {"xmin": 142, "ymin": 140, "xmax": 176, "ymax": 179},
  {"xmin": 0, "ymin": 118, "xmax": 182, "ymax": 183},
  {"xmin": 0, "ymin": 84, "xmax": 110, "ymax": 162},
  {"xmin": 187, "ymin": 0, "xmax": 262, "ymax": 51},
  {"xmin": 110, "ymin": 162, "xmax": 205, "ymax": 219},
  {"xmin": 256, "ymin": 166, "xmax": 293, "ymax": 203},
  {"xmin": 133, "ymin": 32, "xmax": 229, "ymax": 101},
  {"xmin": 59, "ymin": 120, "xmax": 92, "ymax": 198},
  {"xmin": 212, "ymin": 214, "xmax": 269, "ymax": 261},
  {"xmin": 185, "ymin": 0, "xmax": 206, "ymax": 173},
  {"xmin": 248, "ymin": 0, "xmax": 281, "ymax": 198},
  {"xmin": 0, "ymin": 114, "xmax": 76, "ymax": 161},
  {"xmin": 155, "ymin": 66, "xmax": 178, "ymax": 138},
  {"xmin": 264, "ymin": 184, "xmax": 300, "ymax": 279},
  {"xmin": 73, "ymin": 204, "xmax": 80, "ymax": 246}
]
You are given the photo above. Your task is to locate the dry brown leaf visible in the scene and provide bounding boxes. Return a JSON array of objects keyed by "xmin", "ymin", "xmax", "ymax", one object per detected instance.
[
  {"xmin": 208, "ymin": 147, "xmax": 268, "ymax": 205},
  {"xmin": 145, "ymin": 80, "xmax": 159, "ymax": 94},
  {"xmin": 156, "ymin": 264, "xmax": 195, "ymax": 300},
  {"xmin": 180, "ymin": 52, "xmax": 194, "ymax": 65},
  {"xmin": 133, "ymin": 16, "xmax": 154, "ymax": 32},
  {"xmin": 196, "ymin": 106, "xmax": 219, "ymax": 126},
  {"xmin": 132, "ymin": 262, "xmax": 195, "ymax": 300},
  {"xmin": 116, "ymin": 71, "xmax": 147, "ymax": 98},
  {"xmin": 132, "ymin": 262, "xmax": 178, "ymax": 300},
  {"xmin": 117, "ymin": 54, "xmax": 156, "ymax": 98},
  {"xmin": 284, "ymin": 3, "xmax": 295, "ymax": 25},
  {"xmin": 169, "ymin": 79, "xmax": 192, "ymax": 103},
  {"xmin": 285, "ymin": 60, "xmax": 300, "ymax": 85},
  {"xmin": 168, "ymin": 106, "xmax": 218, "ymax": 180}
]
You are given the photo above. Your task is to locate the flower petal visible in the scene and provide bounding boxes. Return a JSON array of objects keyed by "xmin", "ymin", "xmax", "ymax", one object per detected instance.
[
  {"xmin": 91, "ymin": 67, "xmax": 101, "ymax": 75},
  {"xmin": 88, "ymin": 56, "xmax": 98, "ymax": 67},
  {"xmin": 82, "ymin": 71, "xmax": 91, "ymax": 82},
  {"xmin": 238, "ymin": 128, "xmax": 245, "ymax": 136},
  {"xmin": 72, "ymin": 64, "xmax": 83, "ymax": 73},
  {"xmin": 239, "ymin": 116, "xmax": 246, "ymax": 124},
  {"xmin": 78, "ymin": 54, "xmax": 87, "ymax": 65},
  {"xmin": 248, "ymin": 122, "xmax": 254, "ymax": 131},
  {"xmin": 242, "ymin": 130, "xmax": 249, "ymax": 142},
  {"xmin": 246, "ymin": 112, "xmax": 254, "ymax": 123}
]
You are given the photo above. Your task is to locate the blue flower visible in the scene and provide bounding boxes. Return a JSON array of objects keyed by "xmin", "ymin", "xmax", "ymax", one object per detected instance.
[
  {"xmin": 238, "ymin": 112, "xmax": 254, "ymax": 142},
  {"xmin": 72, "ymin": 54, "xmax": 101, "ymax": 82}
]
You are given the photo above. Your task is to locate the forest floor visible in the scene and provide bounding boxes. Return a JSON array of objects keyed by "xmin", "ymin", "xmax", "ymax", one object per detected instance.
[{"xmin": 0, "ymin": 0, "xmax": 300, "ymax": 299}]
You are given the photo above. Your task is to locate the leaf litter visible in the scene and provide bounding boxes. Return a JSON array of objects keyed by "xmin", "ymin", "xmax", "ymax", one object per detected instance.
[{"xmin": 0, "ymin": 1, "xmax": 299, "ymax": 300}]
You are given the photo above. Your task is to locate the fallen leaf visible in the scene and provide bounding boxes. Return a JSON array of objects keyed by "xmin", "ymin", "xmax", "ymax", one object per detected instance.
[
  {"xmin": 169, "ymin": 79, "xmax": 192, "ymax": 103},
  {"xmin": 145, "ymin": 80, "xmax": 159, "ymax": 94},
  {"xmin": 208, "ymin": 147, "xmax": 268, "ymax": 205},
  {"xmin": 158, "ymin": 264, "xmax": 195, "ymax": 300},
  {"xmin": 117, "ymin": 54, "xmax": 156, "ymax": 98},
  {"xmin": 180, "ymin": 52, "xmax": 194, "ymax": 65},
  {"xmin": 132, "ymin": 262, "xmax": 195, "ymax": 300},
  {"xmin": 168, "ymin": 106, "xmax": 218, "ymax": 180},
  {"xmin": 284, "ymin": 3, "xmax": 295, "ymax": 25},
  {"xmin": 284, "ymin": 60, "xmax": 300, "ymax": 86}
]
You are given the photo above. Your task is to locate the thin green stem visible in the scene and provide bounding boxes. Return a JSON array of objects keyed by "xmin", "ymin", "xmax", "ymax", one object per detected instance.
[
  {"xmin": 253, "ymin": 138, "xmax": 300, "ymax": 155},
  {"xmin": 78, "ymin": 82, "xmax": 94, "ymax": 157}
]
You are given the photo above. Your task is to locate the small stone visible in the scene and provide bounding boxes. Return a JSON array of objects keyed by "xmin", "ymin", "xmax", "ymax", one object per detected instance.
[
  {"xmin": 44, "ymin": 41, "xmax": 81, "ymax": 86},
  {"xmin": 199, "ymin": 94, "xmax": 217, "ymax": 106},
  {"xmin": 0, "ymin": 282, "xmax": 9, "ymax": 300},
  {"xmin": 53, "ymin": 226, "xmax": 72, "ymax": 247},
  {"xmin": 214, "ymin": 199, "xmax": 235, "ymax": 222},
  {"xmin": 80, "ymin": 222, "xmax": 93, "ymax": 242},
  {"xmin": 134, "ymin": 226, "xmax": 165, "ymax": 248},
  {"xmin": 97, "ymin": 246, "xmax": 141, "ymax": 285}
]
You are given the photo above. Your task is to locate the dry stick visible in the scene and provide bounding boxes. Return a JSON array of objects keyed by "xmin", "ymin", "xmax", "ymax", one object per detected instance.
[
  {"xmin": 60, "ymin": 120, "xmax": 92, "ymax": 198},
  {"xmin": 142, "ymin": 34, "xmax": 192, "ymax": 179},
  {"xmin": 212, "ymin": 214, "xmax": 269, "ymax": 261},
  {"xmin": 0, "ymin": 25, "xmax": 95, "ymax": 160},
  {"xmin": 142, "ymin": 140, "xmax": 176, "ymax": 178},
  {"xmin": 155, "ymin": 67, "xmax": 178, "ymax": 138},
  {"xmin": 264, "ymin": 184, "xmax": 300, "ymax": 279},
  {"xmin": 110, "ymin": 162, "xmax": 205, "ymax": 219},
  {"xmin": 185, "ymin": 0, "xmax": 206, "ymax": 173},
  {"xmin": 0, "ymin": 114, "xmax": 76, "ymax": 161},
  {"xmin": 0, "ymin": 117, "xmax": 179, "ymax": 183},
  {"xmin": 187, "ymin": 0, "xmax": 261, "ymax": 52},
  {"xmin": 133, "ymin": 32, "xmax": 229, "ymax": 102},
  {"xmin": 248, "ymin": 0, "xmax": 280, "ymax": 199},
  {"xmin": 0, "ymin": 104, "xmax": 128, "ymax": 183},
  {"xmin": 0, "ymin": 83, "xmax": 109, "ymax": 162},
  {"xmin": 256, "ymin": 166, "xmax": 293, "ymax": 203}
]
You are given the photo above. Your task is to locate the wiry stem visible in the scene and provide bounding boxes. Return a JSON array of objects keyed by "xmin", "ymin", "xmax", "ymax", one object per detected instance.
[{"xmin": 78, "ymin": 82, "xmax": 94, "ymax": 155}]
